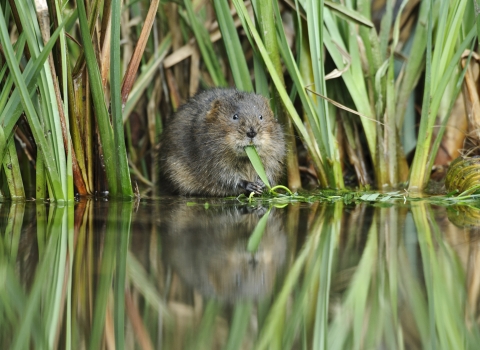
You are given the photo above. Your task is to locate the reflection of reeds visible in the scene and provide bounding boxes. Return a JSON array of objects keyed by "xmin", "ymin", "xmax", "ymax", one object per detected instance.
[{"xmin": 2, "ymin": 200, "xmax": 480, "ymax": 348}]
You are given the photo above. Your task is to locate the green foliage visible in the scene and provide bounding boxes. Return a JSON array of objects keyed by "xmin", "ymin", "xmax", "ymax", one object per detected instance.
[
  {"xmin": 1, "ymin": 0, "xmax": 479, "ymax": 199},
  {"xmin": 244, "ymin": 145, "xmax": 271, "ymax": 189}
]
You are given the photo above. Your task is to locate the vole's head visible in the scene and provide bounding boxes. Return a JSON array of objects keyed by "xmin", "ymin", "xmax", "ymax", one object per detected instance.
[{"xmin": 206, "ymin": 90, "xmax": 284, "ymax": 157}]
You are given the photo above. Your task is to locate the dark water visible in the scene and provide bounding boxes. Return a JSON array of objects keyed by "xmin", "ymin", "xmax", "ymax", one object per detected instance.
[{"xmin": 1, "ymin": 197, "xmax": 479, "ymax": 349}]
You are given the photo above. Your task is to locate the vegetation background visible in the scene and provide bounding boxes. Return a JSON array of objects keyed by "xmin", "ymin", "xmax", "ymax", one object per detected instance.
[
  {"xmin": 1, "ymin": 1, "xmax": 480, "ymax": 349},
  {"xmin": 0, "ymin": 0, "xmax": 478, "ymax": 201}
]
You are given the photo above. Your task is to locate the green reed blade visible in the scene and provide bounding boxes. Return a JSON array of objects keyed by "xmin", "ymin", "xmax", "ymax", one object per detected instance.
[
  {"xmin": 2, "ymin": 137, "xmax": 25, "ymax": 199},
  {"xmin": 324, "ymin": 0, "xmax": 374, "ymax": 28},
  {"xmin": 0, "ymin": 5, "xmax": 64, "ymax": 200},
  {"xmin": 127, "ymin": 252, "xmax": 169, "ymax": 314},
  {"xmin": 255, "ymin": 205, "xmax": 327, "ymax": 350},
  {"xmin": 0, "ymin": 33, "xmax": 25, "ymax": 122},
  {"xmin": 114, "ymin": 202, "xmax": 133, "ymax": 350},
  {"xmin": 111, "ymin": 0, "xmax": 133, "ymax": 197},
  {"xmin": 183, "ymin": 0, "xmax": 227, "ymax": 87},
  {"xmin": 89, "ymin": 203, "xmax": 117, "ymax": 350},
  {"xmin": 44, "ymin": 206, "xmax": 68, "ymax": 349},
  {"xmin": 313, "ymin": 205, "xmax": 341, "ymax": 349},
  {"xmin": 232, "ymin": 0, "xmax": 322, "ymax": 181},
  {"xmin": 0, "ymin": 12, "xmax": 76, "ymax": 138},
  {"xmin": 189, "ymin": 301, "xmax": 221, "ymax": 349},
  {"xmin": 409, "ymin": 24, "xmax": 475, "ymax": 190},
  {"xmin": 0, "ymin": 126, "xmax": 5, "ymax": 169},
  {"xmin": 225, "ymin": 302, "xmax": 253, "ymax": 350},
  {"xmin": 247, "ymin": 209, "xmax": 271, "ymax": 252},
  {"xmin": 77, "ymin": 0, "xmax": 118, "ymax": 196},
  {"xmin": 213, "ymin": 0, "xmax": 253, "ymax": 92},
  {"xmin": 244, "ymin": 145, "xmax": 271, "ymax": 189},
  {"xmin": 11, "ymin": 219, "xmax": 58, "ymax": 350}
]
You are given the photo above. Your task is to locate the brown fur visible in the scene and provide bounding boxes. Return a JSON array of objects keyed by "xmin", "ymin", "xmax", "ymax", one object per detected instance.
[{"xmin": 157, "ymin": 88, "xmax": 285, "ymax": 196}]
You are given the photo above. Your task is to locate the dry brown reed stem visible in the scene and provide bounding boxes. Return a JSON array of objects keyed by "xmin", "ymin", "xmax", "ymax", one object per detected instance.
[
  {"xmin": 105, "ymin": 306, "xmax": 116, "ymax": 349},
  {"xmin": 121, "ymin": 0, "xmax": 160, "ymax": 106},
  {"xmin": 125, "ymin": 288, "xmax": 154, "ymax": 350},
  {"xmin": 165, "ymin": 69, "xmax": 182, "ymax": 110},
  {"xmin": 462, "ymin": 51, "xmax": 480, "ymax": 149},
  {"xmin": 162, "ymin": 3, "xmax": 247, "ymax": 69},
  {"xmin": 100, "ymin": 9, "xmax": 112, "ymax": 92},
  {"xmin": 35, "ymin": 0, "xmax": 88, "ymax": 195}
]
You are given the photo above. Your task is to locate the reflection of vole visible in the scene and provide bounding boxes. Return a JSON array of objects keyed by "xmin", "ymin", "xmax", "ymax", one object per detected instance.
[
  {"xmin": 159, "ymin": 203, "xmax": 287, "ymax": 302},
  {"xmin": 157, "ymin": 88, "xmax": 285, "ymax": 196}
]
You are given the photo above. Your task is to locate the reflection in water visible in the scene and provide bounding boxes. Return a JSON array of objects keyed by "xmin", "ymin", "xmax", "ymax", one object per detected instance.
[
  {"xmin": 0, "ymin": 198, "xmax": 479, "ymax": 349},
  {"xmin": 159, "ymin": 202, "xmax": 288, "ymax": 302}
]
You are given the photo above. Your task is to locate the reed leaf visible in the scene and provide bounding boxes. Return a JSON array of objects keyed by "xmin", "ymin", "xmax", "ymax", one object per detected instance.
[
  {"xmin": 213, "ymin": 0, "xmax": 253, "ymax": 92},
  {"xmin": 231, "ymin": 0, "xmax": 324, "ymax": 184},
  {"xmin": 247, "ymin": 208, "xmax": 271, "ymax": 252},
  {"xmin": 183, "ymin": 0, "xmax": 227, "ymax": 87},
  {"xmin": 0, "ymin": 12, "xmax": 75, "ymax": 138},
  {"xmin": 11, "ymin": 218, "xmax": 58, "ymax": 350},
  {"xmin": 244, "ymin": 145, "xmax": 271, "ymax": 189},
  {"xmin": 409, "ymin": 0, "xmax": 475, "ymax": 190},
  {"xmin": 0, "ymin": 5, "xmax": 64, "ymax": 200},
  {"xmin": 89, "ymin": 204, "xmax": 117, "ymax": 350},
  {"xmin": 114, "ymin": 202, "xmax": 132, "ymax": 350},
  {"xmin": 2, "ymin": 138, "xmax": 25, "ymax": 199},
  {"xmin": 224, "ymin": 302, "xmax": 253, "ymax": 350},
  {"xmin": 76, "ymin": 0, "xmax": 119, "ymax": 196},
  {"xmin": 111, "ymin": 0, "xmax": 133, "ymax": 197}
]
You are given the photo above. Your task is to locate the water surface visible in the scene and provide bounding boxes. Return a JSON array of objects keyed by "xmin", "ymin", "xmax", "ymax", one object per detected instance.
[{"xmin": 1, "ymin": 197, "xmax": 479, "ymax": 349}]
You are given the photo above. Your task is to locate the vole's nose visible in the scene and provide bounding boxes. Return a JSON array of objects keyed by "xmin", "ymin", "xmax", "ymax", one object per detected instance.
[{"xmin": 246, "ymin": 128, "xmax": 257, "ymax": 139}]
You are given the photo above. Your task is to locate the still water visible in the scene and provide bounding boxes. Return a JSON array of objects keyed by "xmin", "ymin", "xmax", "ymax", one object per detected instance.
[{"xmin": 1, "ymin": 197, "xmax": 479, "ymax": 349}]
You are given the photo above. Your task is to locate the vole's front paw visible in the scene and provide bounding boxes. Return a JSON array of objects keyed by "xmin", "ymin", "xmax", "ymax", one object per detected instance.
[{"xmin": 242, "ymin": 180, "xmax": 265, "ymax": 195}]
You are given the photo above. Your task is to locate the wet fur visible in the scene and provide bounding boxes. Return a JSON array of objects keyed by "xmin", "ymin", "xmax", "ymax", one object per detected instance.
[{"xmin": 157, "ymin": 88, "xmax": 285, "ymax": 196}]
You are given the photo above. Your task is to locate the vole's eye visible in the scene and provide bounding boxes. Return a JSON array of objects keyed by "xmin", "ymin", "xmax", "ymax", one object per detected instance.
[
  {"xmin": 233, "ymin": 114, "xmax": 239, "ymax": 120},
  {"xmin": 258, "ymin": 115, "xmax": 263, "ymax": 121}
]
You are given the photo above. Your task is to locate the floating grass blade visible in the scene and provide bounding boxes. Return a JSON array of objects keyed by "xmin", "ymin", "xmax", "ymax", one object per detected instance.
[{"xmin": 244, "ymin": 145, "xmax": 271, "ymax": 189}]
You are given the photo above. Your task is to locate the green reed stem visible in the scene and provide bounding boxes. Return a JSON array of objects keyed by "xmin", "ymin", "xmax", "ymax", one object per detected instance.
[
  {"xmin": 3, "ymin": 137, "xmax": 25, "ymax": 198},
  {"xmin": 0, "ymin": 5, "xmax": 64, "ymax": 200},
  {"xmin": 111, "ymin": 0, "xmax": 133, "ymax": 197},
  {"xmin": 213, "ymin": 0, "xmax": 253, "ymax": 92},
  {"xmin": 184, "ymin": 0, "xmax": 227, "ymax": 87},
  {"xmin": 77, "ymin": 0, "xmax": 119, "ymax": 196},
  {"xmin": 114, "ymin": 202, "xmax": 133, "ymax": 350}
]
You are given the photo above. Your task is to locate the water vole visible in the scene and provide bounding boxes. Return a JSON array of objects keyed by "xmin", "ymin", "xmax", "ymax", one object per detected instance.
[{"xmin": 157, "ymin": 88, "xmax": 285, "ymax": 196}]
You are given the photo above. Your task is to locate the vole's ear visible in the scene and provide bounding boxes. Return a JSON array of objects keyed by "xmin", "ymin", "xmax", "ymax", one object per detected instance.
[{"xmin": 206, "ymin": 99, "xmax": 222, "ymax": 121}]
